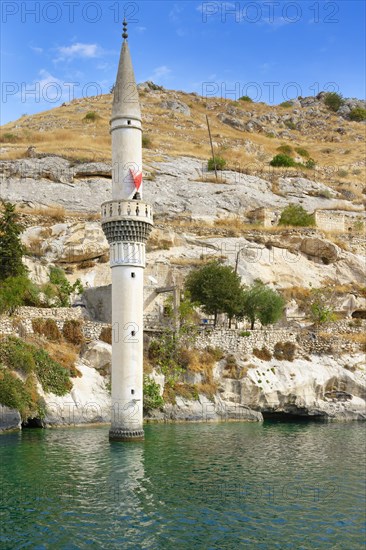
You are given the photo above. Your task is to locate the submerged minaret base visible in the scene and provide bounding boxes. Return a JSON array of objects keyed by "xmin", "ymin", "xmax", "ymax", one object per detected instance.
[{"xmin": 102, "ymin": 20, "xmax": 153, "ymax": 442}]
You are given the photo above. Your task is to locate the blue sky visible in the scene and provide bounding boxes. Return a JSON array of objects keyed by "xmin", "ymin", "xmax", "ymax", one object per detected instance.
[{"xmin": 1, "ymin": 0, "xmax": 365, "ymax": 124}]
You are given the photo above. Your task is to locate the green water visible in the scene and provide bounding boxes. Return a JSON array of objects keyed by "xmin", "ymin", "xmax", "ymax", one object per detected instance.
[{"xmin": 0, "ymin": 422, "xmax": 365, "ymax": 549}]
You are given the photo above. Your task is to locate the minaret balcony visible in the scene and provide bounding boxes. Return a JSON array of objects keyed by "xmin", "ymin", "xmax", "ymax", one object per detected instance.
[
  {"xmin": 101, "ymin": 199, "xmax": 153, "ymax": 245},
  {"xmin": 101, "ymin": 199, "xmax": 153, "ymax": 224}
]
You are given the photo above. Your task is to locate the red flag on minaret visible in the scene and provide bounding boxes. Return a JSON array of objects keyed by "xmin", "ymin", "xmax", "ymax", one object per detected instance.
[{"xmin": 130, "ymin": 168, "xmax": 142, "ymax": 191}]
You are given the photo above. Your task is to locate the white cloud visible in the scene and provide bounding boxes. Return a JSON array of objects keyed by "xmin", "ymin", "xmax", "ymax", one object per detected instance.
[
  {"xmin": 55, "ymin": 43, "xmax": 101, "ymax": 62},
  {"xmin": 169, "ymin": 4, "xmax": 184, "ymax": 22},
  {"xmin": 30, "ymin": 45, "xmax": 43, "ymax": 54},
  {"xmin": 148, "ymin": 65, "xmax": 172, "ymax": 81},
  {"xmin": 136, "ymin": 26, "xmax": 146, "ymax": 33}
]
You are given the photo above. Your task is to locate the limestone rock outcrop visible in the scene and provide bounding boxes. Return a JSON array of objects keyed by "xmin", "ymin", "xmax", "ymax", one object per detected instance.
[
  {"xmin": 81, "ymin": 341, "xmax": 111, "ymax": 375},
  {"xmin": 0, "ymin": 406, "xmax": 22, "ymax": 432},
  {"xmin": 300, "ymin": 237, "xmax": 340, "ymax": 263},
  {"xmin": 217, "ymin": 353, "xmax": 366, "ymax": 420}
]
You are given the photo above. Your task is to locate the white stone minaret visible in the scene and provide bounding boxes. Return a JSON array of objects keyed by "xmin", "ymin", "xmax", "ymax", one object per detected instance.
[{"xmin": 102, "ymin": 20, "xmax": 153, "ymax": 442}]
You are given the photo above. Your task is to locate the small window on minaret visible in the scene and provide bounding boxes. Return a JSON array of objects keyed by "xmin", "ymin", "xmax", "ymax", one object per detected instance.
[
  {"xmin": 131, "ymin": 272, "xmax": 135, "ymax": 278},
  {"xmin": 127, "ymin": 120, "xmax": 131, "ymax": 125},
  {"xmin": 131, "ymin": 389, "xmax": 135, "ymax": 395}
]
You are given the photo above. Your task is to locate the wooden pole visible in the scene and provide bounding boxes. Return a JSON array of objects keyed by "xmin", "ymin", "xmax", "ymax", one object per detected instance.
[{"xmin": 206, "ymin": 115, "xmax": 217, "ymax": 182}]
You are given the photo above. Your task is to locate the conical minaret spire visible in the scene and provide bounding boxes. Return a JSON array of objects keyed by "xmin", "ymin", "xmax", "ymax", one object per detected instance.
[
  {"xmin": 101, "ymin": 22, "xmax": 153, "ymax": 442},
  {"xmin": 112, "ymin": 20, "xmax": 141, "ymax": 122}
]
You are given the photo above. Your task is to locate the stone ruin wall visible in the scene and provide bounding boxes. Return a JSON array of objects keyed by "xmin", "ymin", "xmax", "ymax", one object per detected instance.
[
  {"xmin": 0, "ymin": 308, "xmax": 363, "ymax": 357},
  {"xmin": 315, "ymin": 210, "xmax": 365, "ymax": 233}
]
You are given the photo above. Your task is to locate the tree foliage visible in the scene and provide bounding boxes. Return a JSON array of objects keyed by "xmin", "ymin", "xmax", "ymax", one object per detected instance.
[
  {"xmin": 208, "ymin": 156, "xmax": 227, "ymax": 171},
  {"xmin": 307, "ymin": 287, "xmax": 336, "ymax": 325},
  {"xmin": 185, "ymin": 261, "xmax": 243, "ymax": 324},
  {"xmin": 43, "ymin": 267, "xmax": 84, "ymax": 307},
  {"xmin": 0, "ymin": 201, "xmax": 27, "ymax": 281},
  {"xmin": 270, "ymin": 154, "xmax": 296, "ymax": 167},
  {"xmin": 279, "ymin": 204, "xmax": 315, "ymax": 227},
  {"xmin": 238, "ymin": 281, "xmax": 285, "ymax": 330},
  {"xmin": 323, "ymin": 92, "xmax": 344, "ymax": 112},
  {"xmin": 349, "ymin": 108, "xmax": 366, "ymax": 122}
]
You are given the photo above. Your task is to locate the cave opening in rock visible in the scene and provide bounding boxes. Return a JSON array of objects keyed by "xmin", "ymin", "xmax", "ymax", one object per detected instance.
[
  {"xmin": 262, "ymin": 412, "xmax": 323, "ymax": 422},
  {"xmin": 22, "ymin": 418, "xmax": 44, "ymax": 429}
]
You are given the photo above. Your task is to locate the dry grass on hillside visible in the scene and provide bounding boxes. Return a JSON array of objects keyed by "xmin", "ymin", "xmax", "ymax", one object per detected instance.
[{"xmin": 1, "ymin": 90, "xmax": 365, "ymax": 188}]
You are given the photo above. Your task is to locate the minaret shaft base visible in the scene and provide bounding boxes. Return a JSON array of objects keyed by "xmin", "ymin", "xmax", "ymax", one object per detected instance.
[{"xmin": 109, "ymin": 428, "xmax": 145, "ymax": 442}]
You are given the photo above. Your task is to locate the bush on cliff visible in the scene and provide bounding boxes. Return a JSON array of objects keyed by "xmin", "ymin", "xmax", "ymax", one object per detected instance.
[
  {"xmin": 324, "ymin": 92, "xmax": 344, "ymax": 112},
  {"xmin": 279, "ymin": 204, "xmax": 315, "ymax": 227},
  {"xmin": 349, "ymin": 108, "xmax": 366, "ymax": 121},
  {"xmin": 270, "ymin": 154, "xmax": 296, "ymax": 167},
  {"xmin": 0, "ymin": 337, "xmax": 73, "ymax": 419}
]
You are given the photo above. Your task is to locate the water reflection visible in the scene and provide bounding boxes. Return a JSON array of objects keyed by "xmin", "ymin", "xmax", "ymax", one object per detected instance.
[{"xmin": 0, "ymin": 423, "xmax": 365, "ymax": 549}]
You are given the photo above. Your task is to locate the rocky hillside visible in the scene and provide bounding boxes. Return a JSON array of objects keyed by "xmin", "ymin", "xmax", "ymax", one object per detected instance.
[{"xmin": 0, "ymin": 86, "xmax": 365, "ymax": 429}]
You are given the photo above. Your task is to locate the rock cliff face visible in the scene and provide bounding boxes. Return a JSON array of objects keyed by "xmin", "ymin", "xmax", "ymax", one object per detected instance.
[
  {"xmin": 221, "ymin": 354, "xmax": 366, "ymax": 420},
  {"xmin": 0, "ymin": 339, "xmax": 364, "ymax": 433},
  {"xmin": 0, "ymin": 87, "xmax": 365, "ymax": 431}
]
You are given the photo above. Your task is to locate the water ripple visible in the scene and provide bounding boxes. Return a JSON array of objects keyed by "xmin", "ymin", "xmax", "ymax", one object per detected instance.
[{"xmin": 0, "ymin": 422, "xmax": 365, "ymax": 549}]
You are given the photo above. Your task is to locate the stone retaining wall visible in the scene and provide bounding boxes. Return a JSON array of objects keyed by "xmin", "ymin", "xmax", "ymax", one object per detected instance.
[
  {"xmin": 195, "ymin": 328, "xmax": 298, "ymax": 355},
  {"xmin": 0, "ymin": 308, "xmax": 363, "ymax": 355},
  {"xmin": 0, "ymin": 307, "xmax": 108, "ymax": 341}
]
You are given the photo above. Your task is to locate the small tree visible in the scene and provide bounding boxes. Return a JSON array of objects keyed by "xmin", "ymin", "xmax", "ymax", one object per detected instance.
[
  {"xmin": 43, "ymin": 267, "xmax": 83, "ymax": 307},
  {"xmin": 208, "ymin": 156, "xmax": 226, "ymax": 171},
  {"xmin": 239, "ymin": 281, "xmax": 285, "ymax": 330},
  {"xmin": 324, "ymin": 92, "xmax": 344, "ymax": 112},
  {"xmin": 0, "ymin": 201, "xmax": 27, "ymax": 281},
  {"xmin": 307, "ymin": 287, "xmax": 336, "ymax": 325},
  {"xmin": 279, "ymin": 204, "xmax": 315, "ymax": 227},
  {"xmin": 185, "ymin": 261, "xmax": 243, "ymax": 325}
]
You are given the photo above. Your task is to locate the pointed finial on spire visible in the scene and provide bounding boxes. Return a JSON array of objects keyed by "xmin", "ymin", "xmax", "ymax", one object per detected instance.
[{"xmin": 122, "ymin": 18, "xmax": 128, "ymax": 41}]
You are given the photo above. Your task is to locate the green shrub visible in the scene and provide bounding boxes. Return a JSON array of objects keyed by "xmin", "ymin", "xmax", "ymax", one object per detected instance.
[
  {"xmin": 270, "ymin": 154, "xmax": 296, "ymax": 167},
  {"xmin": 349, "ymin": 108, "xmax": 366, "ymax": 122},
  {"xmin": 0, "ymin": 275, "xmax": 40, "ymax": 314},
  {"xmin": 208, "ymin": 156, "xmax": 227, "ymax": 171},
  {"xmin": 62, "ymin": 320, "xmax": 85, "ymax": 345},
  {"xmin": 276, "ymin": 144, "xmax": 293, "ymax": 156},
  {"xmin": 1, "ymin": 133, "xmax": 18, "ymax": 143},
  {"xmin": 295, "ymin": 147, "xmax": 310, "ymax": 158},
  {"xmin": 304, "ymin": 158, "xmax": 316, "ymax": 169},
  {"xmin": 143, "ymin": 375, "xmax": 164, "ymax": 410},
  {"xmin": 46, "ymin": 267, "xmax": 83, "ymax": 307},
  {"xmin": 284, "ymin": 121, "xmax": 296, "ymax": 130},
  {"xmin": 316, "ymin": 189, "xmax": 332, "ymax": 199},
  {"xmin": 0, "ymin": 366, "xmax": 39, "ymax": 420},
  {"xmin": 33, "ymin": 348, "xmax": 72, "ymax": 395},
  {"xmin": 83, "ymin": 111, "xmax": 100, "ymax": 122},
  {"xmin": 324, "ymin": 92, "xmax": 344, "ymax": 112},
  {"xmin": 239, "ymin": 95, "xmax": 253, "ymax": 102},
  {"xmin": 0, "ymin": 337, "xmax": 72, "ymax": 418},
  {"xmin": 338, "ymin": 169, "xmax": 349, "ymax": 178},
  {"xmin": 142, "ymin": 134, "xmax": 152, "ymax": 148},
  {"xmin": 279, "ymin": 101, "xmax": 293, "ymax": 108},
  {"xmin": 240, "ymin": 331, "xmax": 251, "ymax": 337},
  {"xmin": 279, "ymin": 204, "xmax": 315, "ymax": 227},
  {"xmin": 0, "ymin": 337, "xmax": 36, "ymax": 375}
]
